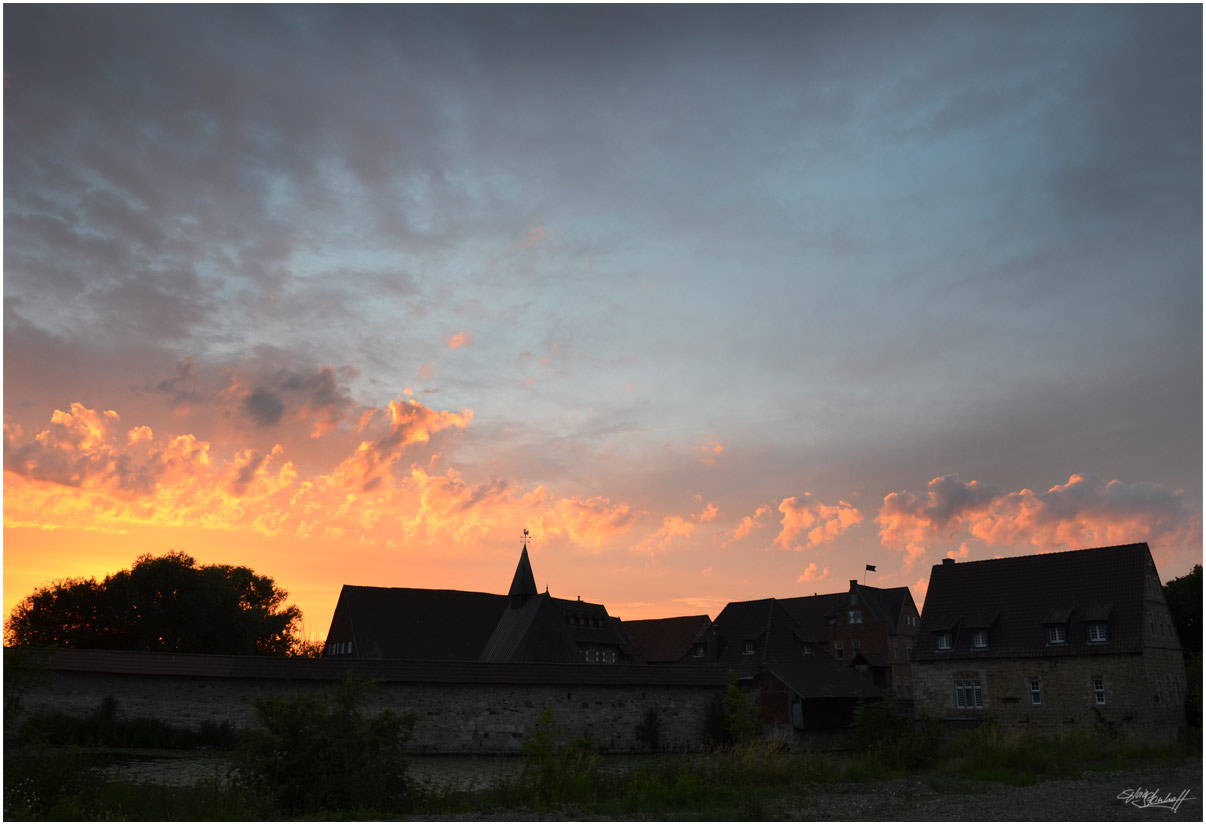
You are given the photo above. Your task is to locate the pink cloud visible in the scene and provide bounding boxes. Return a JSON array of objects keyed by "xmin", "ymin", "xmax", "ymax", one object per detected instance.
[
  {"xmin": 446, "ymin": 331, "xmax": 472, "ymax": 349},
  {"xmin": 775, "ymin": 494, "xmax": 862, "ymax": 551},
  {"xmin": 877, "ymin": 473, "xmax": 1202, "ymax": 565},
  {"xmin": 796, "ymin": 562, "xmax": 830, "ymax": 583},
  {"xmin": 727, "ymin": 504, "xmax": 771, "ymax": 544}
]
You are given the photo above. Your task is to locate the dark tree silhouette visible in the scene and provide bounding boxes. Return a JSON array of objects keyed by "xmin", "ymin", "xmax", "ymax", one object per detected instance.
[
  {"xmin": 5, "ymin": 551, "xmax": 302, "ymax": 655},
  {"xmin": 1164, "ymin": 564, "xmax": 1202, "ymax": 656}
]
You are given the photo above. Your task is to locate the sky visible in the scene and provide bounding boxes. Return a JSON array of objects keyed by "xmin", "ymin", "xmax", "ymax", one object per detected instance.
[{"xmin": 3, "ymin": 4, "xmax": 1202, "ymax": 642}]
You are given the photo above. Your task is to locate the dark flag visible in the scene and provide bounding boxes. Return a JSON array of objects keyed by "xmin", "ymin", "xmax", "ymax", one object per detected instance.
[{"xmin": 865, "ymin": 564, "xmax": 876, "ymax": 572}]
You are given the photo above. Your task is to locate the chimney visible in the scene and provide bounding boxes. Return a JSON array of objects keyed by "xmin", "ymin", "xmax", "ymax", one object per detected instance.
[
  {"xmin": 942, "ymin": 558, "xmax": 955, "ymax": 565},
  {"xmin": 849, "ymin": 579, "xmax": 858, "ymax": 588}
]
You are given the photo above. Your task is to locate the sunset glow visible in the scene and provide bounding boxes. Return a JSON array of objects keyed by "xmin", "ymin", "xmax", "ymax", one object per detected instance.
[{"xmin": 4, "ymin": 6, "xmax": 1201, "ymax": 638}]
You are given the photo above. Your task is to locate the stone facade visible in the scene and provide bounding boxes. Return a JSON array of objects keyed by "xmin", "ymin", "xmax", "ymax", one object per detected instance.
[{"xmin": 6, "ymin": 649, "xmax": 727, "ymax": 754}]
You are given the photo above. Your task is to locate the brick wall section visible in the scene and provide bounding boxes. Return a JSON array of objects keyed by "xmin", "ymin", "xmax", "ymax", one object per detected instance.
[
  {"xmin": 6, "ymin": 650, "xmax": 728, "ymax": 754},
  {"xmin": 830, "ymin": 590, "xmax": 919, "ymax": 697}
]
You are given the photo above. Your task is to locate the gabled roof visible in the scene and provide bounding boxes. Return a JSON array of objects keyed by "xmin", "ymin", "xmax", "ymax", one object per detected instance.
[
  {"xmin": 914, "ymin": 543, "xmax": 1157, "ymax": 661},
  {"xmin": 480, "ymin": 593, "xmax": 582, "ymax": 663},
  {"xmin": 324, "ymin": 586, "xmax": 508, "ymax": 660},
  {"xmin": 778, "ymin": 593, "xmax": 844, "ymax": 641},
  {"xmin": 622, "ymin": 615, "xmax": 712, "ymax": 664},
  {"xmin": 767, "ymin": 656, "xmax": 883, "ymax": 700},
  {"xmin": 852, "ymin": 584, "xmax": 916, "ymax": 632}
]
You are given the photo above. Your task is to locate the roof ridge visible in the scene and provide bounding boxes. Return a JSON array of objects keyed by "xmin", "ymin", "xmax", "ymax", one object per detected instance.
[{"xmin": 934, "ymin": 543, "xmax": 1148, "ymax": 568}]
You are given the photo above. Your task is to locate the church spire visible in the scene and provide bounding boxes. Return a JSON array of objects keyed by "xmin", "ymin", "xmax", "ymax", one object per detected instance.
[{"xmin": 508, "ymin": 530, "xmax": 538, "ymax": 602}]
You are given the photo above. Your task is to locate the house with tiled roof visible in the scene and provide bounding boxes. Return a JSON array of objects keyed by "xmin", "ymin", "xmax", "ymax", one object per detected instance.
[
  {"xmin": 912, "ymin": 543, "xmax": 1187, "ymax": 742},
  {"xmin": 699, "ymin": 597, "xmax": 882, "ymax": 735},
  {"xmin": 782, "ymin": 581, "xmax": 920, "ymax": 697},
  {"xmin": 323, "ymin": 543, "xmax": 641, "ymax": 665},
  {"xmin": 622, "ymin": 615, "xmax": 713, "ymax": 665}
]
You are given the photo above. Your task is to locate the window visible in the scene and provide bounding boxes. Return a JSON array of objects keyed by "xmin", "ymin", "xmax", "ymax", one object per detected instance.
[
  {"xmin": 955, "ymin": 680, "xmax": 983, "ymax": 709},
  {"xmin": 972, "ymin": 629, "xmax": 988, "ymax": 649},
  {"xmin": 1029, "ymin": 679, "xmax": 1042, "ymax": 706},
  {"xmin": 1047, "ymin": 625, "xmax": 1067, "ymax": 645},
  {"xmin": 1088, "ymin": 622, "xmax": 1108, "ymax": 643},
  {"xmin": 585, "ymin": 649, "xmax": 597, "ymax": 662},
  {"xmin": 603, "ymin": 650, "xmax": 615, "ymax": 663},
  {"xmin": 852, "ymin": 639, "xmax": 861, "ymax": 653},
  {"xmin": 849, "ymin": 610, "xmax": 863, "ymax": 624},
  {"xmin": 835, "ymin": 640, "xmax": 845, "ymax": 658},
  {"xmin": 743, "ymin": 640, "xmax": 756, "ymax": 655},
  {"xmin": 1093, "ymin": 678, "xmax": 1106, "ymax": 706},
  {"xmin": 692, "ymin": 643, "xmax": 706, "ymax": 658},
  {"xmin": 936, "ymin": 632, "xmax": 952, "ymax": 651}
]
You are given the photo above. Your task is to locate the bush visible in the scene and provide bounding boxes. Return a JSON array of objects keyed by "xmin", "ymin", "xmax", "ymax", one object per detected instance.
[
  {"xmin": 511, "ymin": 709, "xmax": 599, "ymax": 809},
  {"xmin": 233, "ymin": 679, "xmax": 415, "ymax": 815},
  {"xmin": 20, "ymin": 696, "xmax": 236, "ymax": 750},
  {"xmin": 635, "ymin": 706, "xmax": 662, "ymax": 752}
]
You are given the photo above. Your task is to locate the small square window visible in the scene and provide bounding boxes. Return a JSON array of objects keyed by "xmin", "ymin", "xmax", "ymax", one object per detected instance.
[
  {"xmin": 849, "ymin": 610, "xmax": 863, "ymax": 624},
  {"xmin": 972, "ymin": 630, "xmax": 988, "ymax": 649},
  {"xmin": 936, "ymin": 632, "xmax": 952, "ymax": 650},
  {"xmin": 743, "ymin": 640, "xmax": 755, "ymax": 655},
  {"xmin": 603, "ymin": 650, "xmax": 615, "ymax": 663},
  {"xmin": 1088, "ymin": 623, "xmax": 1108, "ymax": 643},
  {"xmin": 692, "ymin": 643, "xmax": 706, "ymax": 658},
  {"xmin": 1047, "ymin": 625, "xmax": 1067, "ymax": 645}
]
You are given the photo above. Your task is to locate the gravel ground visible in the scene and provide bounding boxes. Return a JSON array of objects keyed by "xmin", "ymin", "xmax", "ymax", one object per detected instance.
[
  {"xmin": 787, "ymin": 759, "xmax": 1203, "ymax": 821},
  {"xmin": 405, "ymin": 758, "xmax": 1202, "ymax": 821}
]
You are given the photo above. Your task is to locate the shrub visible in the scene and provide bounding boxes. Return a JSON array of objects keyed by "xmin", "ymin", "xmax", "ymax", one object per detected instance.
[
  {"xmin": 513, "ymin": 709, "xmax": 599, "ymax": 808},
  {"xmin": 635, "ymin": 706, "xmax": 662, "ymax": 752},
  {"xmin": 233, "ymin": 679, "xmax": 415, "ymax": 815}
]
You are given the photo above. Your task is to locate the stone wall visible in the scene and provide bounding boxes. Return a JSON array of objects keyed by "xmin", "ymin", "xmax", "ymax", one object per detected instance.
[
  {"xmin": 5, "ymin": 649, "xmax": 728, "ymax": 754},
  {"xmin": 912, "ymin": 651, "xmax": 1187, "ymax": 743}
]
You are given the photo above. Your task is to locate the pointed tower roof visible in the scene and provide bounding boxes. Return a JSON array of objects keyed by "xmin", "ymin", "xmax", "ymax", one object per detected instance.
[{"xmin": 509, "ymin": 544, "xmax": 538, "ymax": 598}]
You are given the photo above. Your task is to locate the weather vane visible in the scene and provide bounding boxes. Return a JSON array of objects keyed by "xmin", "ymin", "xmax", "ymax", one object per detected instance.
[{"xmin": 521, "ymin": 526, "xmax": 535, "ymax": 548}]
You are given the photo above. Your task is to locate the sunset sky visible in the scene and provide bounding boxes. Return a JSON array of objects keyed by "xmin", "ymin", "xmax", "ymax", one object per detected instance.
[{"xmin": 4, "ymin": 5, "xmax": 1202, "ymax": 643}]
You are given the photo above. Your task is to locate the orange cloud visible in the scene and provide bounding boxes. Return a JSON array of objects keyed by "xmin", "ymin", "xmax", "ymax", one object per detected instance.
[
  {"xmin": 697, "ymin": 502, "xmax": 719, "ymax": 522},
  {"xmin": 774, "ymin": 494, "xmax": 862, "ymax": 551},
  {"xmin": 727, "ymin": 504, "xmax": 771, "ymax": 544},
  {"xmin": 446, "ymin": 331, "xmax": 472, "ymax": 349},
  {"xmin": 694, "ymin": 438, "xmax": 725, "ymax": 465},
  {"xmin": 796, "ymin": 562, "xmax": 830, "ymax": 583},
  {"xmin": 877, "ymin": 473, "xmax": 1202, "ymax": 564},
  {"xmin": 632, "ymin": 515, "xmax": 696, "ymax": 557}
]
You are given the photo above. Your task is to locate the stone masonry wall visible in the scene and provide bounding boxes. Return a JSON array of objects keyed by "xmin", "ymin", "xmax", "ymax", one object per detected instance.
[
  {"xmin": 11, "ymin": 668, "xmax": 724, "ymax": 754},
  {"xmin": 913, "ymin": 652, "xmax": 1186, "ymax": 743}
]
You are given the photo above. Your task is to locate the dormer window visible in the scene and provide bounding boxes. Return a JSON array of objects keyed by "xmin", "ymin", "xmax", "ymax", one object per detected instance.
[
  {"xmin": 849, "ymin": 610, "xmax": 863, "ymax": 624},
  {"xmin": 1087, "ymin": 622, "xmax": 1108, "ymax": 643},
  {"xmin": 742, "ymin": 640, "xmax": 756, "ymax": 655},
  {"xmin": 971, "ymin": 629, "xmax": 988, "ymax": 649},
  {"xmin": 692, "ymin": 643, "xmax": 706, "ymax": 658},
  {"xmin": 1047, "ymin": 625, "xmax": 1067, "ymax": 645},
  {"xmin": 936, "ymin": 631, "xmax": 952, "ymax": 650}
]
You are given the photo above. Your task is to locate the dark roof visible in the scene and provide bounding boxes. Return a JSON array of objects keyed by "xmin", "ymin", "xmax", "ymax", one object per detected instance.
[
  {"xmin": 767, "ymin": 656, "xmax": 883, "ymax": 700},
  {"xmin": 622, "ymin": 615, "xmax": 711, "ymax": 664},
  {"xmin": 852, "ymin": 584, "xmax": 916, "ymax": 632},
  {"xmin": 914, "ymin": 543, "xmax": 1156, "ymax": 662},
  {"xmin": 6, "ymin": 647, "xmax": 727, "ymax": 687},
  {"xmin": 480, "ymin": 594, "xmax": 582, "ymax": 663},
  {"xmin": 778, "ymin": 593, "xmax": 844, "ymax": 641},
  {"xmin": 324, "ymin": 585, "xmax": 508, "ymax": 660}
]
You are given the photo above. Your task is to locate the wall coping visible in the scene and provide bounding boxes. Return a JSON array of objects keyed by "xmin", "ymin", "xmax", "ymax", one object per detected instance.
[{"xmin": 4, "ymin": 647, "xmax": 730, "ymax": 687}]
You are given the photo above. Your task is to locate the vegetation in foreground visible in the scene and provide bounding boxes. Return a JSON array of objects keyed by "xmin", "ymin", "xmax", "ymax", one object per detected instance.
[{"xmin": 5, "ymin": 688, "xmax": 1199, "ymax": 821}]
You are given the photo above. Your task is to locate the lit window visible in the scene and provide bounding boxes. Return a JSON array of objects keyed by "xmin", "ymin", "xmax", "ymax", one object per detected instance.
[
  {"xmin": 1088, "ymin": 623, "xmax": 1108, "ymax": 643},
  {"xmin": 1029, "ymin": 679, "xmax": 1042, "ymax": 706},
  {"xmin": 955, "ymin": 680, "xmax": 983, "ymax": 709},
  {"xmin": 1047, "ymin": 626, "xmax": 1067, "ymax": 645},
  {"xmin": 1094, "ymin": 678, "xmax": 1106, "ymax": 706},
  {"xmin": 936, "ymin": 632, "xmax": 952, "ymax": 651},
  {"xmin": 972, "ymin": 630, "xmax": 988, "ymax": 649}
]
